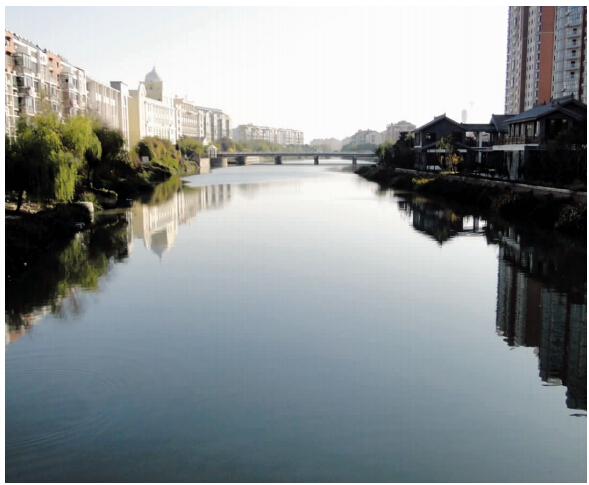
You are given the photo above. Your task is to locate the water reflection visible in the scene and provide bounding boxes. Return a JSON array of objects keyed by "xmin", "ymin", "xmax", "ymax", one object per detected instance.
[
  {"xmin": 491, "ymin": 225, "xmax": 587, "ymax": 411},
  {"xmin": 395, "ymin": 193, "xmax": 587, "ymax": 411},
  {"xmin": 5, "ymin": 213, "xmax": 130, "ymax": 345},
  {"xmin": 397, "ymin": 197, "xmax": 486, "ymax": 244},
  {"xmin": 127, "ymin": 180, "xmax": 232, "ymax": 259}
]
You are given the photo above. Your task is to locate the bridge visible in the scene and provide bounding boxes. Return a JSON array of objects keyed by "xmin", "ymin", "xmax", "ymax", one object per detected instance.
[{"xmin": 215, "ymin": 151, "xmax": 377, "ymax": 165}]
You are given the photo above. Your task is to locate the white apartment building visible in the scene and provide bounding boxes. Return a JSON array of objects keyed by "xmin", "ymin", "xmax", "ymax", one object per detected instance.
[
  {"xmin": 59, "ymin": 59, "xmax": 87, "ymax": 118},
  {"xmin": 110, "ymin": 81, "xmax": 130, "ymax": 147},
  {"xmin": 86, "ymin": 77, "xmax": 130, "ymax": 147},
  {"xmin": 128, "ymin": 67, "xmax": 177, "ymax": 147},
  {"xmin": 5, "ymin": 31, "xmax": 18, "ymax": 137},
  {"xmin": 128, "ymin": 67, "xmax": 232, "ymax": 148},
  {"xmin": 232, "ymin": 124, "xmax": 304, "ymax": 145},
  {"xmin": 6, "ymin": 30, "xmax": 71, "ymax": 129},
  {"xmin": 174, "ymin": 97, "xmax": 205, "ymax": 140},
  {"xmin": 5, "ymin": 32, "xmax": 233, "ymax": 149}
]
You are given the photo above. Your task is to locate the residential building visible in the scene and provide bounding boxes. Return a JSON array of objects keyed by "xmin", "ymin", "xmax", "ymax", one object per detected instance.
[
  {"xmin": 128, "ymin": 67, "xmax": 177, "ymax": 147},
  {"xmin": 5, "ymin": 31, "xmax": 233, "ymax": 150},
  {"xmin": 59, "ymin": 59, "xmax": 87, "ymax": 118},
  {"xmin": 87, "ymin": 77, "xmax": 130, "ymax": 147},
  {"xmin": 173, "ymin": 98, "xmax": 231, "ymax": 143},
  {"xmin": 5, "ymin": 30, "xmax": 18, "ymax": 137},
  {"xmin": 552, "ymin": 6, "xmax": 587, "ymax": 104},
  {"xmin": 348, "ymin": 129, "xmax": 383, "ymax": 146},
  {"xmin": 492, "ymin": 96, "xmax": 587, "ymax": 179},
  {"xmin": 412, "ymin": 113, "xmax": 511, "ymax": 169},
  {"xmin": 309, "ymin": 138, "xmax": 342, "ymax": 151},
  {"xmin": 505, "ymin": 6, "xmax": 587, "ymax": 114},
  {"xmin": 384, "ymin": 120, "xmax": 417, "ymax": 143},
  {"xmin": 5, "ymin": 29, "xmax": 88, "ymax": 133},
  {"xmin": 109, "ymin": 81, "xmax": 130, "ymax": 148},
  {"xmin": 232, "ymin": 124, "xmax": 304, "ymax": 146},
  {"xmin": 127, "ymin": 67, "xmax": 232, "ymax": 147},
  {"xmin": 10, "ymin": 31, "xmax": 68, "ymax": 121}
]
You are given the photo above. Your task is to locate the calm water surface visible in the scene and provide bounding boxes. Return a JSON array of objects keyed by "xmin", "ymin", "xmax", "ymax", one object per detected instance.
[{"xmin": 5, "ymin": 161, "xmax": 587, "ymax": 482}]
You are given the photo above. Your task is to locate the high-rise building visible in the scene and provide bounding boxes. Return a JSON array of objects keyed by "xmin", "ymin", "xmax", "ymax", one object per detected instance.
[
  {"xmin": 505, "ymin": 6, "xmax": 587, "ymax": 114},
  {"xmin": 551, "ymin": 6, "xmax": 587, "ymax": 104}
]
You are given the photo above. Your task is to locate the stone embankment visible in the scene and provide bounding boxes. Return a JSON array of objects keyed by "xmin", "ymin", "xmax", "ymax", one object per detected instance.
[
  {"xmin": 394, "ymin": 168, "xmax": 587, "ymax": 203},
  {"xmin": 355, "ymin": 165, "xmax": 586, "ymax": 237}
]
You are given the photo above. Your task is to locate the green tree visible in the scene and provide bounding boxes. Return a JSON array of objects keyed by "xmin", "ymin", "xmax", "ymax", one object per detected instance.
[
  {"xmin": 375, "ymin": 139, "xmax": 395, "ymax": 165},
  {"xmin": 61, "ymin": 115, "xmax": 100, "ymax": 160},
  {"xmin": 177, "ymin": 137, "xmax": 206, "ymax": 158},
  {"xmin": 6, "ymin": 115, "xmax": 82, "ymax": 210},
  {"xmin": 93, "ymin": 126, "xmax": 131, "ymax": 181},
  {"xmin": 435, "ymin": 134, "xmax": 462, "ymax": 171}
]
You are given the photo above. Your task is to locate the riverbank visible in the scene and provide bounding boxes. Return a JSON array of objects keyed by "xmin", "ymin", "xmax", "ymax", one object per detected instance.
[
  {"xmin": 100, "ymin": 159, "xmax": 200, "ymax": 206},
  {"xmin": 355, "ymin": 164, "xmax": 586, "ymax": 237}
]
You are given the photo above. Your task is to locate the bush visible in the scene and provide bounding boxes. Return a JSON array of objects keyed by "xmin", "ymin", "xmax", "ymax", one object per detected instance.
[
  {"xmin": 555, "ymin": 204, "xmax": 586, "ymax": 235},
  {"xmin": 78, "ymin": 192, "xmax": 103, "ymax": 211}
]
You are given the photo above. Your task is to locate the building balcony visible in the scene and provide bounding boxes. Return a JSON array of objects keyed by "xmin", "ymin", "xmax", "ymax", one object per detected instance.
[
  {"xmin": 18, "ymin": 104, "xmax": 35, "ymax": 116},
  {"xmin": 13, "ymin": 57, "xmax": 36, "ymax": 75},
  {"xmin": 43, "ymin": 72, "xmax": 59, "ymax": 84},
  {"xmin": 566, "ymin": 51, "xmax": 580, "ymax": 59},
  {"xmin": 18, "ymin": 85, "xmax": 35, "ymax": 96},
  {"xmin": 567, "ymin": 63, "xmax": 580, "ymax": 70}
]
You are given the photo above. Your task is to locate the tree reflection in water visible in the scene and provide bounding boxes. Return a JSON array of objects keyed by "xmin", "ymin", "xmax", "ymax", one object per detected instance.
[{"xmin": 5, "ymin": 213, "xmax": 130, "ymax": 338}]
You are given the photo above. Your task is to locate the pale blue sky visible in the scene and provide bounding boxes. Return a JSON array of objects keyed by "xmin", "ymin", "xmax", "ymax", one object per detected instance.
[{"xmin": 6, "ymin": 6, "xmax": 509, "ymax": 142}]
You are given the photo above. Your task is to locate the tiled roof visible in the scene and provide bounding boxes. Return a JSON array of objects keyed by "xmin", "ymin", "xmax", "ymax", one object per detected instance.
[
  {"xmin": 490, "ymin": 114, "xmax": 513, "ymax": 132},
  {"xmin": 506, "ymin": 98, "xmax": 587, "ymax": 123},
  {"xmin": 413, "ymin": 114, "xmax": 463, "ymax": 132}
]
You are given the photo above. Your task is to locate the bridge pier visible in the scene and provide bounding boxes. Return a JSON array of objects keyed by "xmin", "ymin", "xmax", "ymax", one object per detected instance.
[
  {"xmin": 275, "ymin": 156, "xmax": 282, "ymax": 165},
  {"xmin": 236, "ymin": 156, "xmax": 246, "ymax": 165},
  {"xmin": 352, "ymin": 157, "xmax": 357, "ymax": 165},
  {"xmin": 211, "ymin": 157, "xmax": 228, "ymax": 168},
  {"xmin": 314, "ymin": 156, "xmax": 319, "ymax": 165}
]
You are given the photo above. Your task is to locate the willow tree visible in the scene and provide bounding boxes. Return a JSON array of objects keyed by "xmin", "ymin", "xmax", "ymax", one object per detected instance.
[
  {"xmin": 62, "ymin": 115, "xmax": 102, "ymax": 185},
  {"xmin": 6, "ymin": 114, "xmax": 100, "ymax": 211}
]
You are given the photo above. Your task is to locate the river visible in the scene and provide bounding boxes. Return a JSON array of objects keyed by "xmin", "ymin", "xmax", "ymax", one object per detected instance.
[{"xmin": 5, "ymin": 160, "xmax": 587, "ymax": 482}]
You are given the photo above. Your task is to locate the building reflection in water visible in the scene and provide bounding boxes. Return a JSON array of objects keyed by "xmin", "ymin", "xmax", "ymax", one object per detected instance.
[
  {"xmin": 397, "ymin": 197, "xmax": 486, "ymax": 244},
  {"xmin": 494, "ymin": 226, "xmax": 587, "ymax": 411},
  {"xmin": 397, "ymin": 194, "xmax": 587, "ymax": 411},
  {"xmin": 126, "ymin": 184, "xmax": 232, "ymax": 259}
]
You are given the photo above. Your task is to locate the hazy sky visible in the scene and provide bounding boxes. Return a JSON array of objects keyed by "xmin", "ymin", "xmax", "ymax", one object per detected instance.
[{"xmin": 6, "ymin": 6, "xmax": 509, "ymax": 142}]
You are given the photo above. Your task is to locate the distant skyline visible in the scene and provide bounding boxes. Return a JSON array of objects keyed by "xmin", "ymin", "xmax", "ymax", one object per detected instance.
[{"xmin": 6, "ymin": 6, "xmax": 509, "ymax": 142}]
